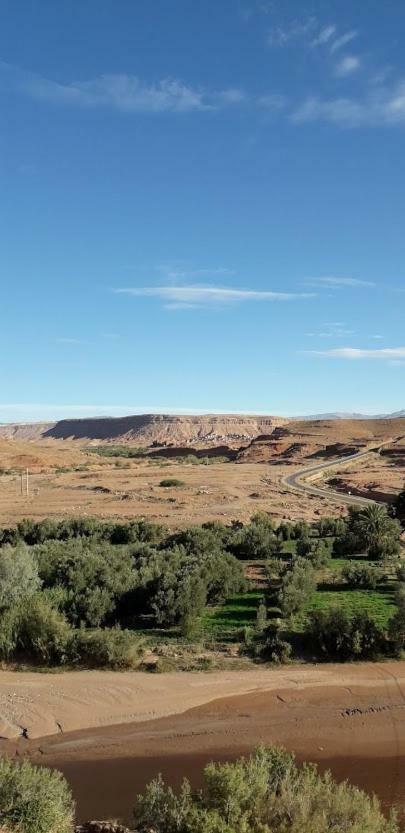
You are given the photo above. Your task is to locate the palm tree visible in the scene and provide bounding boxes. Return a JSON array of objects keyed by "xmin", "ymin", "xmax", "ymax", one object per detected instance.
[
  {"xmin": 356, "ymin": 504, "xmax": 393, "ymax": 548},
  {"xmin": 354, "ymin": 504, "xmax": 401, "ymax": 560}
]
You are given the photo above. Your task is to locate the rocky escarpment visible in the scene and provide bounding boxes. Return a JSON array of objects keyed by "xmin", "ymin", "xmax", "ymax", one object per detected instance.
[{"xmin": 0, "ymin": 413, "xmax": 286, "ymax": 447}]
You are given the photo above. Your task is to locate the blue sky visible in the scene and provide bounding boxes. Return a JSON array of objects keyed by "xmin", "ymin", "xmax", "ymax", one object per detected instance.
[{"xmin": 1, "ymin": 0, "xmax": 405, "ymax": 422}]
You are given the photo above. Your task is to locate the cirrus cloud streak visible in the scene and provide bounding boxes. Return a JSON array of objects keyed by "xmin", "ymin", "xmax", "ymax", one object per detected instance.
[
  {"xmin": 307, "ymin": 347, "xmax": 405, "ymax": 360},
  {"xmin": 114, "ymin": 285, "xmax": 315, "ymax": 307}
]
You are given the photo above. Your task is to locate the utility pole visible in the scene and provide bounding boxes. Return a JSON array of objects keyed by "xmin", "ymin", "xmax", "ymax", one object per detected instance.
[
  {"xmin": 26, "ymin": 468, "xmax": 29, "ymax": 497},
  {"xmin": 20, "ymin": 471, "xmax": 23, "ymax": 496}
]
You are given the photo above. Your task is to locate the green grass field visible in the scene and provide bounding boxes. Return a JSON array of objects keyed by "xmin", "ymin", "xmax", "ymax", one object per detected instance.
[
  {"xmin": 202, "ymin": 542, "xmax": 400, "ymax": 644},
  {"xmin": 202, "ymin": 591, "xmax": 263, "ymax": 640}
]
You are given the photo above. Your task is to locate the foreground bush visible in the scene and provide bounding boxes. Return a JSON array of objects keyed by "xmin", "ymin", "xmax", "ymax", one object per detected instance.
[
  {"xmin": 134, "ymin": 745, "xmax": 397, "ymax": 833},
  {"xmin": 0, "ymin": 759, "xmax": 74, "ymax": 833}
]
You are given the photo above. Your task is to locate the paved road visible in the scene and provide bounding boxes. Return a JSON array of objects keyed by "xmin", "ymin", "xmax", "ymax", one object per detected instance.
[{"xmin": 281, "ymin": 446, "xmax": 386, "ymax": 508}]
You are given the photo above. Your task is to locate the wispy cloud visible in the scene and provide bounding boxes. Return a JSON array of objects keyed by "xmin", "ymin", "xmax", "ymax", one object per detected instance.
[
  {"xmin": 292, "ymin": 81, "xmax": 405, "ymax": 127},
  {"xmin": 306, "ymin": 277, "xmax": 375, "ymax": 289},
  {"xmin": 267, "ymin": 18, "xmax": 317, "ymax": 47},
  {"xmin": 311, "ymin": 25, "xmax": 337, "ymax": 48},
  {"xmin": 0, "ymin": 61, "xmax": 242, "ymax": 114},
  {"xmin": 306, "ymin": 322, "xmax": 355, "ymax": 338},
  {"xmin": 56, "ymin": 337, "xmax": 88, "ymax": 345},
  {"xmin": 330, "ymin": 30, "xmax": 358, "ymax": 53},
  {"xmin": 307, "ymin": 347, "xmax": 405, "ymax": 360},
  {"xmin": 335, "ymin": 56, "xmax": 361, "ymax": 77},
  {"xmin": 114, "ymin": 285, "xmax": 315, "ymax": 308},
  {"xmin": 166, "ymin": 268, "xmax": 235, "ymax": 279}
]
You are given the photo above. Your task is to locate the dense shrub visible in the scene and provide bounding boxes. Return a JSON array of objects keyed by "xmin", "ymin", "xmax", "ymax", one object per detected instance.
[
  {"xmin": 0, "ymin": 516, "xmax": 166, "ymax": 548},
  {"xmin": 255, "ymin": 624, "xmax": 292, "ymax": 664},
  {"xmin": 134, "ymin": 745, "xmax": 397, "ymax": 833},
  {"xmin": 0, "ymin": 759, "xmax": 74, "ymax": 833},
  {"xmin": 34, "ymin": 539, "xmax": 136, "ymax": 627},
  {"xmin": 69, "ymin": 628, "xmax": 144, "ymax": 669},
  {"xmin": 159, "ymin": 478, "xmax": 185, "ymax": 487},
  {"xmin": 229, "ymin": 515, "xmax": 279, "ymax": 560},
  {"xmin": 278, "ymin": 559, "xmax": 315, "ymax": 618},
  {"xmin": 307, "ymin": 608, "xmax": 385, "ymax": 660},
  {"xmin": 17, "ymin": 595, "xmax": 71, "ymax": 664},
  {"xmin": 0, "ymin": 545, "xmax": 41, "ymax": 610},
  {"xmin": 0, "ymin": 595, "xmax": 70, "ymax": 664},
  {"xmin": 296, "ymin": 536, "xmax": 312, "ymax": 558},
  {"xmin": 315, "ymin": 516, "xmax": 346, "ymax": 537},
  {"xmin": 342, "ymin": 563, "xmax": 382, "ymax": 590},
  {"xmin": 307, "ymin": 540, "xmax": 330, "ymax": 568}
]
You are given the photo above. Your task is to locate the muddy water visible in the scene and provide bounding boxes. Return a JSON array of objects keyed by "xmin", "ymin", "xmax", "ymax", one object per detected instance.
[{"xmin": 52, "ymin": 750, "xmax": 405, "ymax": 825}]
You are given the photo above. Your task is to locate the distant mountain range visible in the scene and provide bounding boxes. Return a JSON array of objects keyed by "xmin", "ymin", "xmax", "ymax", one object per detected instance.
[{"xmin": 298, "ymin": 410, "xmax": 405, "ymax": 420}]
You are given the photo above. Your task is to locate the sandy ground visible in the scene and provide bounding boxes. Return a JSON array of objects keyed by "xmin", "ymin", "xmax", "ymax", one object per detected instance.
[
  {"xmin": 0, "ymin": 459, "xmax": 350, "ymax": 527},
  {"xmin": 2, "ymin": 663, "xmax": 405, "ymax": 823},
  {"xmin": 0, "ymin": 663, "xmax": 386, "ymax": 739}
]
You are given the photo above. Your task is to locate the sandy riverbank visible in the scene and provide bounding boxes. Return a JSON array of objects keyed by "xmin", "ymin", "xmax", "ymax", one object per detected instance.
[
  {"xmin": 2, "ymin": 663, "xmax": 405, "ymax": 823},
  {"xmin": 1, "ymin": 662, "xmax": 405, "ymax": 740}
]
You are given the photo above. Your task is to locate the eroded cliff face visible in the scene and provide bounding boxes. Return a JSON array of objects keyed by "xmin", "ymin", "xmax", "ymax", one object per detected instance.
[{"xmin": 0, "ymin": 413, "xmax": 287, "ymax": 447}]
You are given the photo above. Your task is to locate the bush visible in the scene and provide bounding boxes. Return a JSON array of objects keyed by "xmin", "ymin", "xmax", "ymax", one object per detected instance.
[
  {"xmin": 69, "ymin": 628, "xmax": 144, "ymax": 669},
  {"xmin": 307, "ymin": 540, "xmax": 330, "ymax": 568},
  {"xmin": 159, "ymin": 478, "xmax": 185, "ymax": 488},
  {"xmin": 0, "ymin": 545, "xmax": 41, "ymax": 610},
  {"xmin": 0, "ymin": 606, "xmax": 20, "ymax": 660},
  {"xmin": 255, "ymin": 624, "xmax": 292, "ymax": 664},
  {"xmin": 0, "ymin": 595, "xmax": 70, "ymax": 665},
  {"xmin": 278, "ymin": 559, "xmax": 315, "ymax": 618},
  {"xmin": 34, "ymin": 539, "xmax": 136, "ymax": 627},
  {"xmin": 134, "ymin": 745, "xmax": 397, "ymax": 833},
  {"xmin": 342, "ymin": 562, "xmax": 382, "ymax": 590},
  {"xmin": 388, "ymin": 606, "xmax": 405, "ymax": 656},
  {"xmin": 296, "ymin": 536, "xmax": 312, "ymax": 558},
  {"xmin": 229, "ymin": 519, "xmax": 278, "ymax": 560},
  {"xmin": 0, "ymin": 759, "xmax": 74, "ymax": 833},
  {"xmin": 17, "ymin": 595, "xmax": 71, "ymax": 664},
  {"xmin": 307, "ymin": 608, "xmax": 385, "ymax": 660},
  {"xmin": 255, "ymin": 601, "xmax": 267, "ymax": 633}
]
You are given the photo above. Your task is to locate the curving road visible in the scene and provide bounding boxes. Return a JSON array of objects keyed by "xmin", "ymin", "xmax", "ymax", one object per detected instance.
[{"xmin": 281, "ymin": 445, "xmax": 389, "ymax": 508}]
